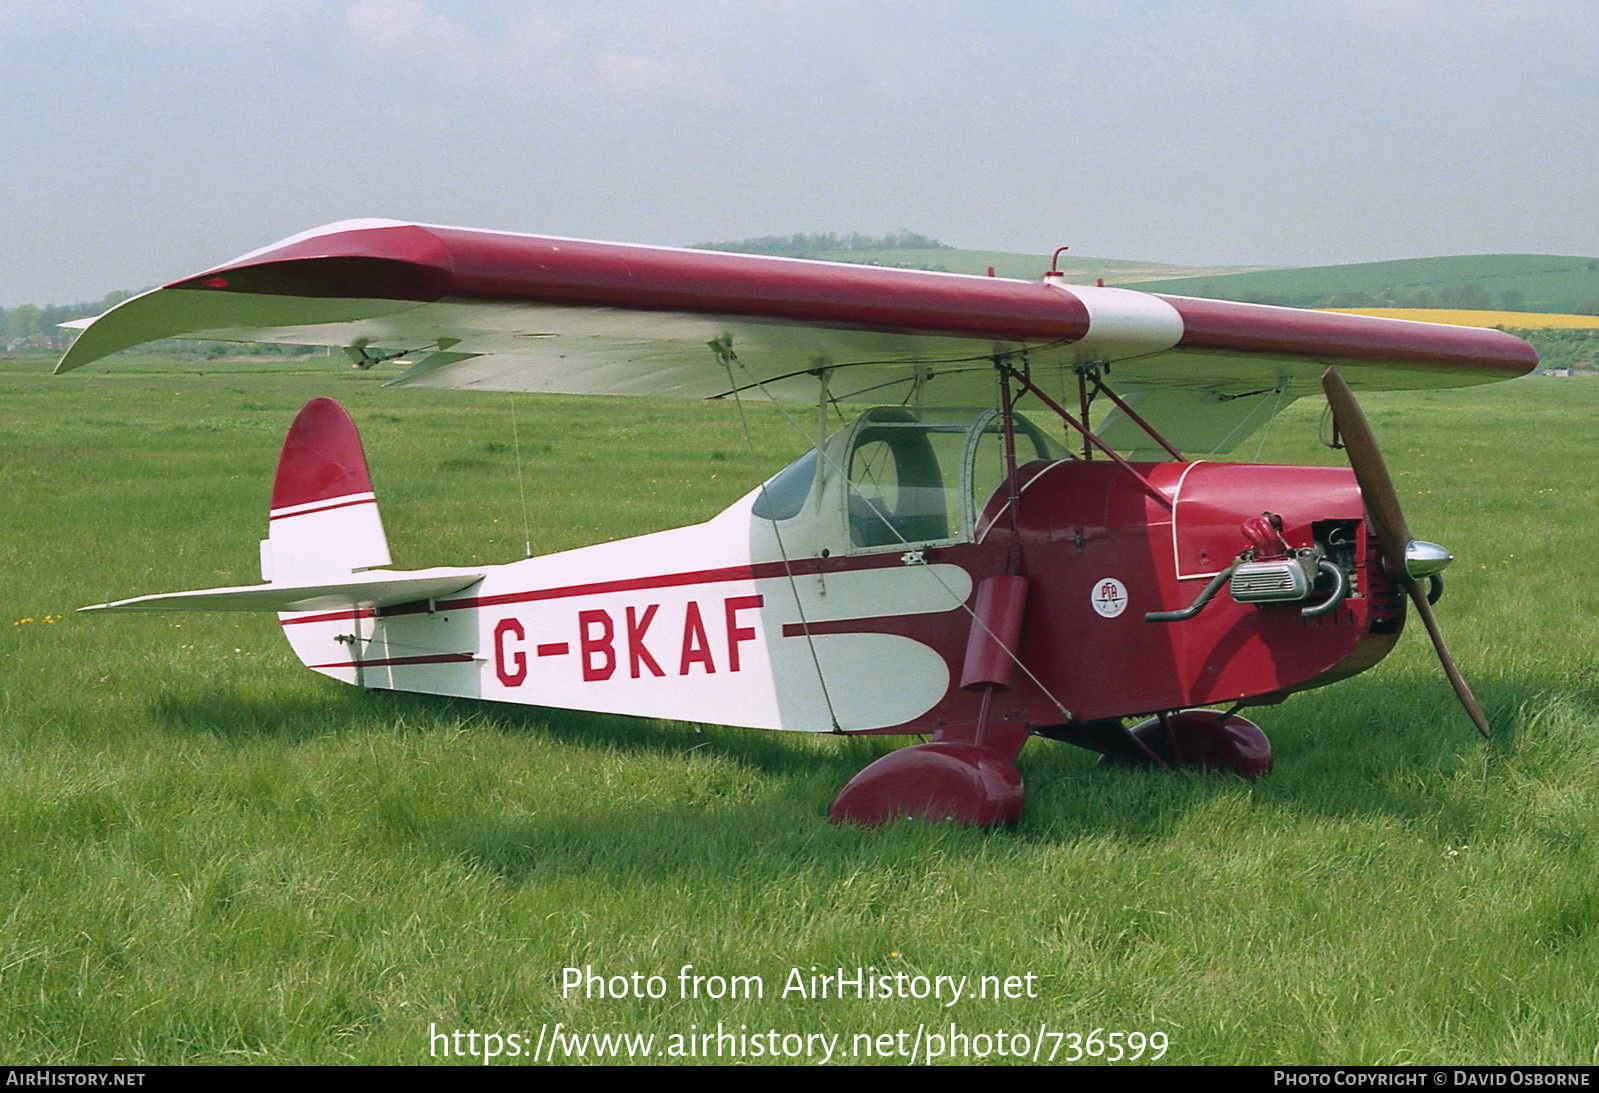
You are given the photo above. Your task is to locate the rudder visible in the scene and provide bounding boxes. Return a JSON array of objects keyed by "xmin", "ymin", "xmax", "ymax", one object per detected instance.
[{"xmin": 262, "ymin": 398, "xmax": 391, "ymax": 582}]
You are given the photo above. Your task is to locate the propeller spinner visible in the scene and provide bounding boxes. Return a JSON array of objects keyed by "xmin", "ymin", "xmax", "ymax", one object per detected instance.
[{"xmin": 1321, "ymin": 367, "xmax": 1490, "ymax": 738}]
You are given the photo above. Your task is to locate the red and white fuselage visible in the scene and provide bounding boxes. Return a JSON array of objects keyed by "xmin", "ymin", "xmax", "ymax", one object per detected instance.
[{"xmin": 261, "ymin": 400, "xmax": 1395, "ymax": 739}]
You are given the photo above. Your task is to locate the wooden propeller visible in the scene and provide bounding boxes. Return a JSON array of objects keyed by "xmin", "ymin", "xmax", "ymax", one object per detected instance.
[{"xmin": 1321, "ymin": 367, "xmax": 1491, "ymax": 738}]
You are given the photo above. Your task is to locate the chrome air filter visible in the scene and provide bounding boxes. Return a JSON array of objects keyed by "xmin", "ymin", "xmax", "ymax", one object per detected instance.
[{"xmin": 1230, "ymin": 559, "xmax": 1313, "ymax": 604}]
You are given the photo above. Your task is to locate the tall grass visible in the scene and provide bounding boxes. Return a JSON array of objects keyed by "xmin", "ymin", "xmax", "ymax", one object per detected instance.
[{"xmin": 2, "ymin": 356, "xmax": 1597, "ymax": 1064}]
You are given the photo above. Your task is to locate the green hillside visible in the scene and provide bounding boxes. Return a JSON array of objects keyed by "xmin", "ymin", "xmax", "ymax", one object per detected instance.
[
  {"xmin": 692, "ymin": 235, "xmax": 1599, "ymax": 314},
  {"xmin": 795, "ymin": 246, "xmax": 1207, "ymax": 284},
  {"xmin": 825, "ymin": 249, "xmax": 1599, "ymax": 313},
  {"xmin": 690, "ymin": 231, "xmax": 1237, "ymax": 284},
  {"xmin": 1124, "ymin": 254, "xmax": 1599, "ymax": 314}
]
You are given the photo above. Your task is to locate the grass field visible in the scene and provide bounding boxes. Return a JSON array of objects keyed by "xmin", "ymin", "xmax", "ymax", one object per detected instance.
[{"xmin": 3, "ymin": 353, "xmax": 1599, "ymax": 1066}]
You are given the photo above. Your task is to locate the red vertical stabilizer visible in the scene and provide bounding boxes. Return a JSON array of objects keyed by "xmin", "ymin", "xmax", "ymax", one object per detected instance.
[
  {"xmin": 263, "ymin": 398, "xmax": 391, "ymax": 581},
  {"xmin": 272, "ymin": 397, "xmax": 375, "ymax": 511}
]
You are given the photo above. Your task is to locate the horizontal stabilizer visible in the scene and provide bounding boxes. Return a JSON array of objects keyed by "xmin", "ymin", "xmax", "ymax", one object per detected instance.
[{"xmin": 81, "ymin": 568, "xmax": 484, "ymax": 614}]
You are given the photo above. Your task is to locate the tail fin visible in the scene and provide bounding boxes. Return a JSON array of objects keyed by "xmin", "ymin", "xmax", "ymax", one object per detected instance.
[
  {"xmin": 261, "ymin": 398, "xmax": 391, "ymax": 582},
  {"xmin": 81, "ymin": 396, "xmax": 484, "ymax": 625}
]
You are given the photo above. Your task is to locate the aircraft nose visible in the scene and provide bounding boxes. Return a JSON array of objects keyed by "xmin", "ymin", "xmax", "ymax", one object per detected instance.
[{"xmin": 1402, "ymin": 540, "xmax": 1453, "ymax": 580}]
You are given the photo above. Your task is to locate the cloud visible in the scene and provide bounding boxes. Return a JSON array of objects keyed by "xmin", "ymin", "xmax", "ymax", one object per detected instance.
[
  {"xmin": 339, "ymin": 0, "xmax": 727, "ymax": 99},
  {"xmin": 594, "ymin": 52, "xmax": 702, "ymax": 97},
  {"xmin": 343, "ymin": 0, "xmax": 489, "ymax": 65},
  {"xmin": 151, "ymin": 0, "xmax": 317, "ymax": 23},
  {"xmin": 0, "ymin": 0, "xmax": 323, "ymax": 49}
]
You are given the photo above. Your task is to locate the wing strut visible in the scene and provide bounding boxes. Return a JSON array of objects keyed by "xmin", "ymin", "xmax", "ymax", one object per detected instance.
[
  {"xmin": 1002, "ymin": 364, "xmax": 1175, "ymax": 510},
  {"xmin": 995, "ymin": 357, "xmax": 1025, "ymax": 576},
  {"xmin": 1086, "ymin": 371, "xmax": 1185, "ymax": 461}
]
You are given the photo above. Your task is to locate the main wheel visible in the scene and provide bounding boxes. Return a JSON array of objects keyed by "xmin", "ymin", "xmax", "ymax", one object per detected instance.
[
  {"xmin": 1106, "ymin": 709, "xmax": 1272, "ymax": 779},
  {"xmin": 829, "ymin": 742, "xmax": 1025, "ymax": 826}
]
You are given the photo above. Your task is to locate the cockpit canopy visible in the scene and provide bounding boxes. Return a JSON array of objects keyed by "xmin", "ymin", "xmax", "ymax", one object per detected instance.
[{"xmin": 753, "ymin": 407, "xmax": 1065, "ymax": 554}]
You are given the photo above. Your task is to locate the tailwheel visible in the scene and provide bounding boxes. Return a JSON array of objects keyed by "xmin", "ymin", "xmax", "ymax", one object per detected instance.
[
  {"xmin": 1103, "ymin": 709, "xmax": 1272, "ymax": 780},
  {"xmin": 829, "ymin": 742, "xmax": 1025, "ymax": 827}
]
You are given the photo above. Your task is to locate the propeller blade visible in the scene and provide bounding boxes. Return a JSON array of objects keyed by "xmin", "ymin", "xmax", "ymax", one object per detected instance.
[
  {"xmin": 1321, "ymin": 367, "xmax": 1410, "ymax": 570},
  {"xmin": 1405, "ymin": 581, "xmax": 1492, "ymax": 739},
  {"xmin": 1321, "ymin": 367, "xmax": 1491, "ymax": 738}
]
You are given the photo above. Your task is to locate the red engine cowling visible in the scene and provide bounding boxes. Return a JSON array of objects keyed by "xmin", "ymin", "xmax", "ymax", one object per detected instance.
[{"xmin": 1004, "ymin": 459, "xmax": 1402, "ymax": 722}]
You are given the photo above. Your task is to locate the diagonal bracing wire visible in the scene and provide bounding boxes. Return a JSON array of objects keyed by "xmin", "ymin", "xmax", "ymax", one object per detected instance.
[{"xmin": 713, "ymin": 341, "xmax": 845, "ymax": 732}]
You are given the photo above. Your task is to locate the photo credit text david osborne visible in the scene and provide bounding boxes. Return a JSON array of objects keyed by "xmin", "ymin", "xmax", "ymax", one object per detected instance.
[{"xmin": 1274, "ymin": 1072, "xmax": 1590, "ymax": 1087}]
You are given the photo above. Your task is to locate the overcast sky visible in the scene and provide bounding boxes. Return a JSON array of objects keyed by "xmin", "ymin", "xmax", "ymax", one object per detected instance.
[{"xmin": 3, "ymin": 0, "xmax": 1594, "ymax": 306}]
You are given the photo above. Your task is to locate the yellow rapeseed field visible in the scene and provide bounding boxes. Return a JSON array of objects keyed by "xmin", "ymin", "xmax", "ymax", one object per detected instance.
[{"xmin": 1321, "ymin": 307, "xmax": 1599, "ymax": 329}]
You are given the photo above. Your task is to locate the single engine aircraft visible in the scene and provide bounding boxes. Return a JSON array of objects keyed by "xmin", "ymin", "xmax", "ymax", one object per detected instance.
[{"xmin": 56, "ymin": 219, "xmax": 1538, "ymax": 825}]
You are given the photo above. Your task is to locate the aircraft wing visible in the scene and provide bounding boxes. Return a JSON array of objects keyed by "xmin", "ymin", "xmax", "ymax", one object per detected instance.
[{"xmin": 57, "ymin": 219, "xmax": 1537, "ymax": 456}]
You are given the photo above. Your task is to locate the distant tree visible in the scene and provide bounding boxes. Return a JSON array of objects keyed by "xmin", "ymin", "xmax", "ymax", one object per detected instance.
[
  {"xmin": 9, "ymin": 304, "xmax": 40, "ymax": 338},
  {"xmin": 1456, "ymin": 284, "xmax": 1491, "ymax": 310},
  {"xmin": 691, "ymin": 230, "xmax": 952, "ymax": 257},
  {"xmin": 1326, "ymin": 290, "xmax": 1388, "ymax": 308},
  {"xmin": 1506, "ymin": 327, "xmax": 1599, "ymax": 370}
]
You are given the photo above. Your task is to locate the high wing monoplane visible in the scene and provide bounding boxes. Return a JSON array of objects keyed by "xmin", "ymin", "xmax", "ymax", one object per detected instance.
[{"xmin": 58, "ymin": 219, "xmax": 1538, "ymax": 824}]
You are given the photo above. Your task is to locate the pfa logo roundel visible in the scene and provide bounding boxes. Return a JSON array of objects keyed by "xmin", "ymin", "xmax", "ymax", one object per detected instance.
[{"xmin": 1090, "ymin": 577, "xmax": 1128, "ymax": 618}]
